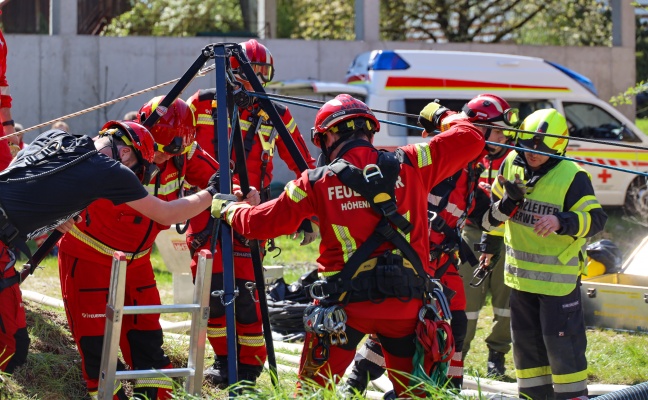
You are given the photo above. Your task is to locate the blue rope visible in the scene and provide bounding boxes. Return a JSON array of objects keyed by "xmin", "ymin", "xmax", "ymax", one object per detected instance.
[{"xmin": 254, "ymin": 92, "xmax": 648, "ymax": 179}]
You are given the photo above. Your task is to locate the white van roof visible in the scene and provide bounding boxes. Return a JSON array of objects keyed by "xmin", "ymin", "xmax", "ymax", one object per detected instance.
[{"xmin": 345, "ymin": 49, "xmax": 598, "ymax": 100}]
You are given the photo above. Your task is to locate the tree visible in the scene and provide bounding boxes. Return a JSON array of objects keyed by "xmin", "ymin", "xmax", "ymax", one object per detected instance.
[
  {"xmin": 290, "ymin": 0, "xmax": 355, "ymax": 40},
  {"xmin": 101, "ymin": 0, "xmax": 243, "ymax": 37},
  {"xmin": 514, "ymin": 0, "xmax": 612, "ymax": 46}
]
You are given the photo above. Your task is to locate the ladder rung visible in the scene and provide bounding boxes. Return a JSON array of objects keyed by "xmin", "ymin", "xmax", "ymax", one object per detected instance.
[
  {"xmin": 121, "ymin": 304, "xmax": 201, "ymax": 315},
  {"xmin": 115, "ymin": 367, "xmax": 195, "ymax": 380}
]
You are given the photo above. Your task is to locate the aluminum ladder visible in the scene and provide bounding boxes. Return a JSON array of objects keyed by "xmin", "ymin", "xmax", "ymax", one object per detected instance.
[{"xmin": 97, "ymin": 250, "xmax": 213, "ymax": 399}]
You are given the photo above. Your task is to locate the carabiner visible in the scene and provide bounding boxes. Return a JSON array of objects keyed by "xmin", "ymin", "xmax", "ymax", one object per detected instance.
[{"xmin": 309, "ymin": 280, "xmax": 330, "ymax": 301}]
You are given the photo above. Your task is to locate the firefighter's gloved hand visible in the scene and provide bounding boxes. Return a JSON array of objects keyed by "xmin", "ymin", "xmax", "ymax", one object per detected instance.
[
  {"xmin": 205, "ymin": 171, "xmax": 220, "ymax": 196},
  {"xmin": 418, "ymin": 100, "xmax": 451, "ymax": 136},
  {"xmin": 499, "ymin": 174, "xmax": 526, "ymax": 202},
  {"xmin": 495, "ymin": 173, "xmax": 525, "ymax": 219},
  {"xmin": 292, "ymin": 218, "xmax": 320, "ymax": 246},
  {"xmin": 211, "ymin": 193, "xmax": 239, "ymax": 219}
]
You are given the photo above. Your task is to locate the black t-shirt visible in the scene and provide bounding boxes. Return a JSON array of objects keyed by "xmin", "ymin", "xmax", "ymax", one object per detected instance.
[{"xmin": 0, "ymin": 152, "xmax": 148, "ymax": 240}]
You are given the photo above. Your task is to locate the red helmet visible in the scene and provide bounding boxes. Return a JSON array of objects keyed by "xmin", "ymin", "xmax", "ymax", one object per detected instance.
[
  {"xmin": 230, "ymin": 39, "xmax": 275, "ymax": 84},
  {"xmin": 311, "ymin": 94, "xmax": 379, "ymax": 146},
  {"xmin": 462, "ymin": 94, "xmax": 520, "ymax": 128},
  {"xmin": 137, "ymin": 96, "xmax": 196, "ymax": 154},
  {"xmin": 100, "ymin": 120, "xmax": 157, "ymax": 182}
]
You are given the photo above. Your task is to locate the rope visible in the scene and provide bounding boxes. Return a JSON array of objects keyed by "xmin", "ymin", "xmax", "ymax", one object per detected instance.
[
  {"xmin": 251, "ymin": 91, "xmax": 648, "ymax": 178},
  {"xmin": 0, "ymin": 64, "xmax": 216, "ymax": 142},
  {"xmin": 255, "ymin": 91, "xmax": 648, "ymax": 151}
]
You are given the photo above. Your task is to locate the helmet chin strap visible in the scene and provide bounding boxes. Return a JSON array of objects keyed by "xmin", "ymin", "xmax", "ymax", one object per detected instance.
[{"xmin": 319, "ymin": 132, "xmax": 355, "ymax": 164}]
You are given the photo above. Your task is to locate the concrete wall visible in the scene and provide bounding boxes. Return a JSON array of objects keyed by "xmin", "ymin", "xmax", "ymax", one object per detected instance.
[{"xmin": 4, "ymin": 35, "xmax": 636, "ymax": 183}]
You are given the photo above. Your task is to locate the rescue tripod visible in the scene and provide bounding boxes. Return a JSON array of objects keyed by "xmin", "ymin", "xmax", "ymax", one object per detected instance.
[
  {"xmin": 209, "ymin": 43, "xmax": 310, "ymax": 395},
  {"xmin": 97, "ymin": 49, "xmax": 217, "ymax": 399}
]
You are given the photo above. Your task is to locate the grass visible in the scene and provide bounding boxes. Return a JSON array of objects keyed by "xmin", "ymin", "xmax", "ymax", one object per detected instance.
[{"xmin": 5, "ymin": 214, "xmax": 648, "ymax": 398}]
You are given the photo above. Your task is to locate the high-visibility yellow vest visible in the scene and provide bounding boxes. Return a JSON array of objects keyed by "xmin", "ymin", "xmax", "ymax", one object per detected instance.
[{"xmin": 501, "ymin": 152, "xmax": 588, "ymax": 296}]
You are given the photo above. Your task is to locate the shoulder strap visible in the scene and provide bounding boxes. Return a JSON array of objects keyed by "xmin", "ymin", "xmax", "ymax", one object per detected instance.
[
  {"xmin": 330, "ymin": 151, "xmax": 411, "ymax": 233},
  {"xmin": 329, "ymin": 152, "xmax": 427, "ymax": 280}
]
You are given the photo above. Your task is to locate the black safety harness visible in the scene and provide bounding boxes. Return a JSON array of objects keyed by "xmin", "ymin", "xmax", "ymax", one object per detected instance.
[
  {"xmin": 309, "ymin": 148, "xmax": 435, "ymax": 307},
  {"xmin": 0, "ymin": 130, "xmax": 98, "ymax": 290}
]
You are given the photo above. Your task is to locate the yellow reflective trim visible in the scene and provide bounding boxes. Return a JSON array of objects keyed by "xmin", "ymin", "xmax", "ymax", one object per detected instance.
[
  {"xmin": 286, "ymin": 118, "xmax": 297, "ymax": 133},
  {"xmin": 414, "ymin": 143, "xmax": 433, "ymax": 167},
  {"xmin": 134, "ymin": 376, "xmax": 173, "ymax": 390},
  {"xmin": 238, "ymin": 334, "xmax": 265, "ymax": 347},
  {"xmin": 68, "ymin": 226, "xmax": 151, "ymax": 259},
  {"xmin": 240, "ymin": 120, "xmax": 252, "ymax": 130},
  {"xmin": 332, "ymin": 224, "xmax": 356, "ymax": 263},
  {"xmin": 196, "ymin": 114, "xmax": 213, "ymax": 126},
  {"xmin": 258, "ymin": 125, "xmax": 273, "ymax": 136},
  {"xmin": 573, "ymin": 210, "xmax": 591, "ymax": 237},
  {"xmin": 285, "ymin": 181, "xmax": 307, "ymax": 203},
  {"xmin": 516, "ymin": 365, "xmax": 552, "ymax": 379},
  {"xmin": 492, "ymin": 180, "xmax": 504, "ymax": 199},
  {"xmin": 553, "ymin": 369, "xmax": 589, "ymax": 384},
  {"xmin": 207, "ymin": 326, "xmax": 227, "ymax": 338},
  {"xmin": 144, "ymin": 179, "xmax": 181, "ymax": 196}
]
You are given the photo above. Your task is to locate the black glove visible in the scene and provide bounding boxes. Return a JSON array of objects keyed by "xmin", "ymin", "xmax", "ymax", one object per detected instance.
[
  {"xmin": 499, "ymin": 174, "xmax": 526, "ymax": 202},
  {"xmin": 206, "ymin": 171, "xmax": 220, "ymax": 196},
  {"xmin": 496, "ymin": 174, "xmax": 526, "ymax": 217},
  {"xmin": 418, "ymin": 100, "xmax": 450, "ymax": 132}
]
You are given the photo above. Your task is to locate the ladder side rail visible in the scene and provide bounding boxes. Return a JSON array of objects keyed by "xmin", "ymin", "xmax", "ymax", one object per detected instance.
[{"xmin": 97, "ymin": 251, "xmax": 128, "ymax": 400}]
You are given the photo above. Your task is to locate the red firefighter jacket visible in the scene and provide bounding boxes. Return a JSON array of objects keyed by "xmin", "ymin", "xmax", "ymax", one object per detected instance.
[
  {"xmin": 58, "ymin": 144, "xmax": 218, "ymax": 264},
  {"xmin": 0, "ymin": 29, "xmax": 12, "ymax": 170},
  {"xmin": 186, "ymin": 88, "xmax": 316, "ymax": 239},
  {"xmin": 223, "ymin": 120, "xmax": 484, "ymax": 275},
  {"xmin": 187, "ymin": 88, "xmax": 315, "ymax": 191}
]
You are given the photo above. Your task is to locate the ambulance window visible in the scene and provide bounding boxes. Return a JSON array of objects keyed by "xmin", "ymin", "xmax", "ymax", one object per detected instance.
[{"xmin": 563, "ymin": 102, "xmax": 640, "ymax": 143}]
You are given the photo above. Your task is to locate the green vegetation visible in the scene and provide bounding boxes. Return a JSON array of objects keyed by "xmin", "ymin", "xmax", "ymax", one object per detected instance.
[{"xmin": 635, "ymin": 118, "xmax": 648, "ymax": 135}]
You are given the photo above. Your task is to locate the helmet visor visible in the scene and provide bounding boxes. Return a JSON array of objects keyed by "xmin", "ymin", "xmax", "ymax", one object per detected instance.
[
  {"xmin": 517, "ymin": 133, "xmax": 558, "ymax": 154},
  {"xmin": 154, "ymin": 137, "xmax": 191, "ymax": 155},
  {"xmin": 235, "ymin": 62, "xmax": 274, "ymax": 84}
]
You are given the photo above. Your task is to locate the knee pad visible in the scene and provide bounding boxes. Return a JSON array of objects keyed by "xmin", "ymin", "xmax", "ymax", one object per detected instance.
[
  {"xmin": 378, "ymin": 333, "xmax": 416, "ymax": 358},
  {"xmin": 451, "ymin": 310, "xmax": 468, "ymax": 348},
  {"xmin": 79, "ymin": 335, "xmax": 105, "ymax": 379},
  {"xmin": 235, "ymin": 279, "xmax": 259, "ymax": 325},
  {"xmin": 126, "ymin": 329, "xmax": 170, "ymax": 370},
  {"xmin": 4, "ymin": 328, "xmax": 30, "ymax": 373}
]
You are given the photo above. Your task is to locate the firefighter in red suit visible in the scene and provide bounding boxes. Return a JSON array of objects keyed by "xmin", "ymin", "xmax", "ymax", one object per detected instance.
[
  {"xmin": 0, "ymin": 27, "xmax": 17, "ymax": 170},
  {"xmin": 344, "ymin": 94, "xmax": 520, "ymax": 394},
  {"xmin": 0, "ymin": 119, "xmax": 222, "ymax": 376},
  {"xmin": 210, "ymin": 94, "xmax": 485, "ymax": 397},
  {"xmin": 58, "ymin": 97, "xmax": 220, "ymax": 400},
  {"xmin": 185, "ymin": 39, "xmax": 316, "ymax": 386}
]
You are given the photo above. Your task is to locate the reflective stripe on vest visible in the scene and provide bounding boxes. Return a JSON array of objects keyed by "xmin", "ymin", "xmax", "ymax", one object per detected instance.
[
  {"xmin": 68, "ymin": 225, "xmax": 151, "ymax": 260},
  {"xmin": 502, "ymin": 152, "xmax": 587, "ymax": 296}
]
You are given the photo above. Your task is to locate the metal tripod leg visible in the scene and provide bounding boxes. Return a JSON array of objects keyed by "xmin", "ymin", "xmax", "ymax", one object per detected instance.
[{"xmin": 97, "ymin": 250, "xmax": 213, "ymax": 399}]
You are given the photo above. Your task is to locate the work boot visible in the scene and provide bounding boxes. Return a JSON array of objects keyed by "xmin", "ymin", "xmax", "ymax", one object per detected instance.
[
  {"xmin": 487, "ymin": 349, "xmax": 506, "ymax": 378},
  {"xmin": 238, "ymin": 363, "xmax": 263, "ymax": 384},
  {"xmin": 203, "ymin": 356, "xmax": 228, "ymax": 388}
]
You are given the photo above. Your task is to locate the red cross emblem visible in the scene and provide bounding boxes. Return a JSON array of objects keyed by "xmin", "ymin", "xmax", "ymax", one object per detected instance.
[{"xmin": 598, "ymin": 169, "xmax": 612, "ymax": 183}]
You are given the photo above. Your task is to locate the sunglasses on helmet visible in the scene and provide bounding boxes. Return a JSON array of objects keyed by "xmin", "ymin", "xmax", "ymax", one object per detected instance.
[
  {"xmin": 233, "ymin": 62, "xmax": 274, "ymax": 84},
  {"xmin": 463, "ymin": 106, "xmax": 520, "ymax": 128},
  {"xmin": 154, "ymin": 136, "xmax": 192, "ymax": 155}
]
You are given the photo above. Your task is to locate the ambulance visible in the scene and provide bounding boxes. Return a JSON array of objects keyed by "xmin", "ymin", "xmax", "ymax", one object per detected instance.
[{"xmin": 269, "ymin": 49, "xmax": 648, "ymax": 220}]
